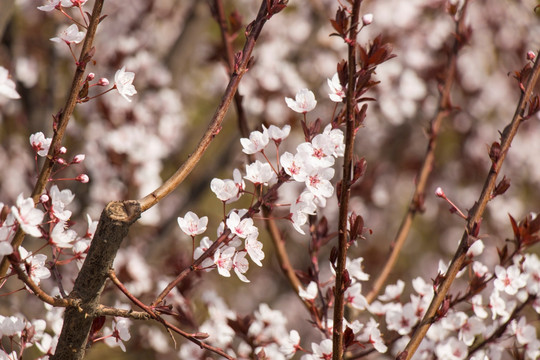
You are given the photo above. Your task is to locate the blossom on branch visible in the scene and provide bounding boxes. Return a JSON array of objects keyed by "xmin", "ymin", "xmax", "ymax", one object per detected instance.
[
  {"xmin": 177, "ymin": 211, "xmax": 208, "ymax": 236},
  {"xmin": 11, "ymin": 194, "xmax": 44, "ymax": 238},
  {"xmin": 285, "ymin": 88, "xmax": 317, "ymax": 113},
  {"xmin": 50, "ymin": 24, "xmax": 85, "ymax": 45},
  {"xmin": 114, "ymin": 66, "xmax": 137, "ymax": 102},
  {"xmin": 327, "ymin": 73, "xmax": 345, "ymax": 102},
  {"xmin": 29, "ymin": 132, "xmax": 52, "ymax": 157},
  {"xmin": 244, "ymin": 160, "xmax": 275, "ymax": 185},
  {"xmin": 240, "ymin": 126, "xmax": 269, "ymax": 154},
  {"xmin": 37, "ymin": 0, "xmax": 73, "ymax": 11}
]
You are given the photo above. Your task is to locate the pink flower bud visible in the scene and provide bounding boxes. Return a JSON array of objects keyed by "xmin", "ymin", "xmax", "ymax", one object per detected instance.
[
  {"xmin": 435, "ymin": 187, "xmax": 445, "ymax": 198},
  {"xmin": 362, "ymin": 13, "xmax": 373, "ymax": 26},
  {"xmin": 527, "ymin": 51, "xmax": 536, "ymax": 61},
  {"xmin": 72, "ymin": 154, "xmax": 86, "ymax": 163},
  {"xmin": 98, "ymin": 78, "xmax": 109, "ymax": 86},
  {"xmin": 40, "ymin": 194, "xmax": 49, "ymax": 203},
  {"xmin": 56, "ymin": 158, "xmax": 66, "ymax": 165},
  {"xmin": 76, "ymin": 174, "xmax": 90, "ymax": 183},
  {"xmin": 86, "ymin": 73, "xmax": 95, "ymax": 81},
  {"xmin": 59, "ymin": 147, "xmax": 67, "ymax": 154}
]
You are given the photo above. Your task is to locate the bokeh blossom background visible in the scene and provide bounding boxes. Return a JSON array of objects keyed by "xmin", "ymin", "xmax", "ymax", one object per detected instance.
[{"xmin": 1, "ymin": 0, "xmax": 540, "ymax": 359}]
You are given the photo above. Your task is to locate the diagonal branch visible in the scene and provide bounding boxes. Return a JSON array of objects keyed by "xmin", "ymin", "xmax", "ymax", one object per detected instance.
[
  {"xmin": 138, "ymin": 0, "xmax": 271, "ymax": 212},
  {"xmin": 0, "ymin": 0, "xmax": 105, "ymax": 278},
  {"xmin": 365, "ymin": 2, "xmax": 469, "ymax": 304},
  {"xmin": 399, "ymin": 50, "xmax": 540, "ymax": 360}
]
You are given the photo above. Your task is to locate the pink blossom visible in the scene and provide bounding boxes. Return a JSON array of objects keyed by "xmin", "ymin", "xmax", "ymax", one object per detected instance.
[
  {"xmin": 279, "ymin": 330, "xmax": 300, "ymax": 358},
  {"xmin": 435, "ymin": 337, "xmax": 468, "ymax": 360},
  {"xmin": 0, "ymin": 315, "xmax": 25, "ymax": 337},
  {"xmin": 471, "ymin": 294, "xmax": 488, "ymax": 319},
  {"xmin": 386, "ymin": 302, "xmax": 417, "ymax": 335},
  {"xmin": 18, "ymin": 247, "xmax": 51, "ymax": 285},
  {"xmin": 346, "ymin": 257, "xmax": 370, "ymax": 282},
  {"xmin": 245, "ymin": 236, "xmax": 264, "ymax": 267},
  {"xmin": 226, "ymin": 211, "xmax": 256, "ymax": 239},
  {"xmin": 299, "ymin": 281, "xmax": 317, "ymax": 300},
  {"xmin": 232, "ymin": 252, "xmax": 250, "ymax": 283},
  {"xmin": 37, "ymin": 0, "xmax": 73, "ymax": 11},
  {"xmin": 379, "ymin": 280, "xmax": 405, "ymax": 301},
  {"xmin": 305, "ymin": 167, "xmax": 335, "ymax": 201},
  {"xmin": 327, "ymin": 73, "xmax": 345, "ymax": 102},
  {"xmin": 280, "ymin": 151, "xmax": 307, "ymax": 182},
  {"xmin": 240, "ymin": 126, "xmax": 269, "ymax": 154},
  {"xmin": 244, "ymin": 160, "xmax": 275, "ymax": 185},
  {"xmin": 494, "ymin": 264, "xmax": 527, "ymax": 295},
  {"xmin": 177, "ymin": 211, "xmax": 208, "ymax": 236},
  {"xmin": 511, "ymin": 317, "xmax": 537, "ymax": 345},
  {"xmin": 114, "ymin": 66, "xmax": 137, "ymax": 102},
  {"xmin": 309, "ymin": 339, "xmax": 332, "ymax": 359},
  {"xmin": 50, "ymin": 221, "xmax": 77, "ymax": 248},
  {"xmin": 104, "ymin": 319, "xmax": 131, "ymax": 352},
  {"xmin": 289, "ymin": 191, "xmax": 317, "ymax": 235},
  {"xmin": 285, "ymin": 88, "xmax": 317, "ymax": 113},
  {"xmin": 50, "ymin": 24, "xmax": 85, "ymax": 44},
  {"xmin": 11, "ymin": 194, "xmax": 44, "ymax": 238},
  {"xmin": 267, "ymin": 124, "xmax": 291, "ymax": 144},
  {"xmin": 357, "ymin": 318, "xmax": 387, "ymax": 353},
  {"xmin": 49, "ymin": 185, "xmax": 74, "ymax": 221},
  {"xmin": 214, "ymin": 246, "xmax": 235, "ymax": 277},
  {"xmin": 29, "ymin": 132, "xmax": 52, "ymax": 157},
  {"xmin": 345, "ymin": 283, "xmax": 368, "ymax": 310}
]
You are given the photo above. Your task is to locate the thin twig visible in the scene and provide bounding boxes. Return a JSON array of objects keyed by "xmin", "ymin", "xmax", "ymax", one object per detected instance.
[
  {"xmin": 365, "ymin": 2, "xmax": 468, "ymax": 304},
  {"xmin": 152, "ymin": 175, "xmax": 288, "ymax": 307},
  {"xmin": 7, "ymin": 254, "xmax": 73, "ymax": 308},
  {"xmin": 108, "ymin": 270, "xmax": 234, "ymax": 360},
  {"xmin": 96, "ymin": 305, "xmax": 151, "ymax": 320},
  {"xmin": 399, "ymin": 50, "xmax": 540, "ymax": 360},
  {"xmin": 332, "ymin": 1, "xmax": 362, "ymax": 359}
]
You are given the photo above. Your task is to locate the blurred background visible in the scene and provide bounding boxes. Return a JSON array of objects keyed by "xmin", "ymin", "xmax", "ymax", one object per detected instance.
[{"xmin": 1, "ymin": 0, "xmax": 540, "ymax": 358}]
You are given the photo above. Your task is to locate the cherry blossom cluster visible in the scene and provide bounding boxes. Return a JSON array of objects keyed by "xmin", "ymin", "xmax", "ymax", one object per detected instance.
[{"xmin": 1, "ymin": 0, "xmax": 540, "ymax": 359}]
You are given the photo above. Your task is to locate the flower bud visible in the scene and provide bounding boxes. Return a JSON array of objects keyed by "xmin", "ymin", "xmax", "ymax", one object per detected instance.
[
  {"xmin": 86, "ymin": 73, "xmax": 95, "ymax": 81},
  {"xmin": 76, "ymin": 174, "xmax": 90, "ymax": 183},
  {"xmin": 59, "ymin": 146, "xmax": 67, "ymax": 154},
  {"xmin": 98, "ymin": 78, "xmax": 109, "ymax": 86},
  {"xmin": 435, "ymin": 187, "xmax": 445, "ymax": 198},
  {"xmin": 72, "ymin": 154, "xmax": 86, "ymax": 163},
  {"xmin": 527, "ymin": 51, "xmax": 536, "ymax": 61},
  {"xmin": 56, "ymin": 158, "xmax": 66, "ymax": 165},
  {"xmin": 362, "ymin": 13, "xmax": 373, "ymax": 26},
  {"xmin": 40, "ymin": 194, "xmax": 49, "ymax": 203}
]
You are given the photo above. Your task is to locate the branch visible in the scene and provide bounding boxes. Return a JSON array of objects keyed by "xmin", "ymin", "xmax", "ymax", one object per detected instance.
[
  {"xmin": 398, "ymin": 50, "xmax": 540, "ymax": 360},
  {"xmin": 210, "ymin": 0, "xmax": 320, "ymax": 327},
  {"xmin": 152, "ymin": 176, "xmax": 288, "ymax": 307},
  {"xmin": 211, "ymin": 0, "xmax": 249, "ymax": 136},
  {"xmin": 0, "ymin": 0, "xmax": 105, "ymax": 277},
  {"xmin": 51, "ymin": 200, "xmax": 141, "ymax": 360},
  {"xmin": 365, "ymin": 1, "xmax": 468, "ymax": 304},
  {"xmin": 138, "ymin": 0, "xmax": 271, "ymax": 212},
  {"xmin": 108, "ymin": 270, "xmax": 234, "ymax": 360},
  {"xmin": 7, "ymin": 254, "xmax": 73, "ymax": 308},
  {"xmin": 332, "ymin": 1, "xmax": 362, "ymax": 358}
]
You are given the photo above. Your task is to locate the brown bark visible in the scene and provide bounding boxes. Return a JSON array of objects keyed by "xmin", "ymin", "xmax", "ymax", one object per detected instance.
[{"xmin": 51, "ymin": 201, "xmax": 141, "ymax": 360}]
